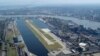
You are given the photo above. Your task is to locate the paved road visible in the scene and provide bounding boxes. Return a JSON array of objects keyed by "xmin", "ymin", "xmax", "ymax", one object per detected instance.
[
  {"xmin": 2, "ymin": 22, "xmax": 7, "ymax": 56},
  {"xmin": 1, "ymin": 42, "xmax": 6, "ymax": 56}
]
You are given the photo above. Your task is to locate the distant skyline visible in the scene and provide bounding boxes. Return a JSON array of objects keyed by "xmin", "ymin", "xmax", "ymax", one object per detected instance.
[{"xmin": 0, "ymin": 0, "xmax": 100, "ymax": 6}]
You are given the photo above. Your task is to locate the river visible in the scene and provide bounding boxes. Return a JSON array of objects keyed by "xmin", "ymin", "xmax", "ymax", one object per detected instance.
[
  {"xmin": 32, "ymin": 18, "xmax": 48, "ymax": 28},
  {"xmin": 16, "ymin": 19, "xmax": 48, "ymax": 56},
  {"xmin": 35, "ymin": 15, "xmax": 100, "ymax": 30}
]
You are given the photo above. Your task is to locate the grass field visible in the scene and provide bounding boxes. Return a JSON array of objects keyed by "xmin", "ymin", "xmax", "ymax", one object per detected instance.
[{"xmin": 25, "ymin": 20, "xmax": 62, "ymax": 52}]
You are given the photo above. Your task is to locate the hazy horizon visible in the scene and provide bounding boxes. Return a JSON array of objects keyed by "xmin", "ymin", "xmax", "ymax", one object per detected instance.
[{"xmin": 0, "ymin": 0, "xmax": 100, "ymax": 7}]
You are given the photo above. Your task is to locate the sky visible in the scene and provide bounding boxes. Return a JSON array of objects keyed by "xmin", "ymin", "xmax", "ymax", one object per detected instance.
[{"xmin": 0, "ymin": 0, "xmax": 100, "ymax": 6}]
